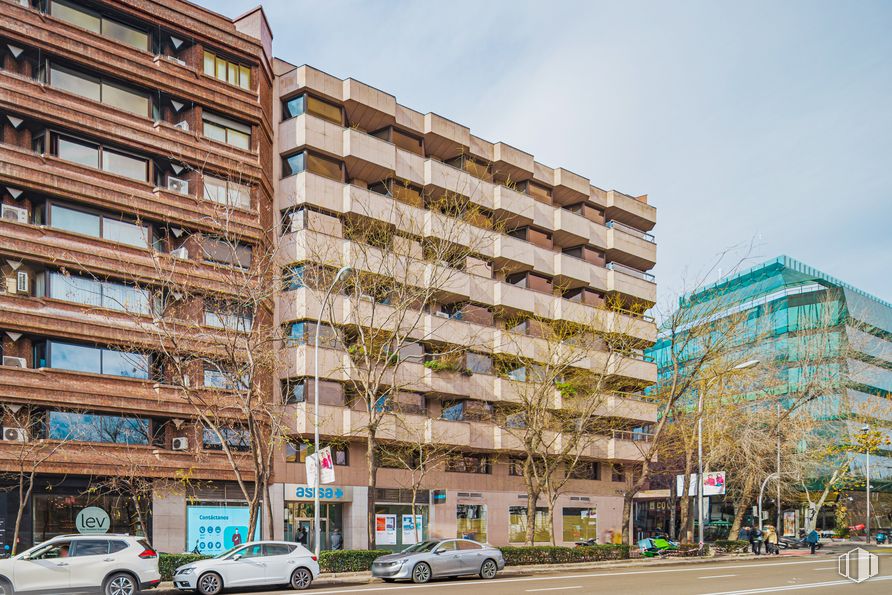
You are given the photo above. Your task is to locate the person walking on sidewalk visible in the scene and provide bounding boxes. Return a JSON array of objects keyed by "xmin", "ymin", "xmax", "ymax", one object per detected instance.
[
  {"xmin": 764, "ymin": 526, "xmax": 779, "ymax": 555},
  {"xmin": 805, "ymin": 529, "xmax": 820, "ymax": 555},
  {"xmin": 749, "ymin": 526, "xmax": 763, "ymax": 555}
]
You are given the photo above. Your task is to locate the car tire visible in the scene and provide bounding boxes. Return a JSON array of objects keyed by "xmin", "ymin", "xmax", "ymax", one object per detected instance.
[
  {"xmin": 411, "ymin": 562, "xmax": 432, "ymax": 584},
  {"xmin": 382, "ymin": 578, "xmax": 396, "ymax": 583},
  {"xmin": 290, "ymin": 567, "xmax": 313, "ymax": 590},
  {"xmin": 480, "ymin": 558, "xmax": 498, "ymax": 580},
  {"xmin": 0, "ymin": 577, "xmax": 13, "ymax": 595},
  {"xmin": 197, "ymin": 571, "xmax": 224, "ymax": 595},
  {"xmin": 104, "ymin": 573, "xmax": 137, "ymax": 595}
]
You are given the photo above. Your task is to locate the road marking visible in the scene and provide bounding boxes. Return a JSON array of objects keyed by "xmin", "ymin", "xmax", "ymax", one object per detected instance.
[
  {"xmin": 275, "ymin": 557, "xmax": 886, "ymax": 594},
  {"xmin": 699, "ymin": 574, "xmax": 737, "ymax": 579},
  {"xmin": 699, "ymin": 574, "xmax": 892, "ymax": 594},
  {"xmin": 526, "ymin": 587, "xmax": 583, "ymax": 592}
]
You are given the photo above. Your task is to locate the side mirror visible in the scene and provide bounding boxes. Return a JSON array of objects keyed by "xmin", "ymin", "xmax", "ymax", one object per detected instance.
[
  {"xmin": 433, "ymin": 549, "xmax": 443, "ymax": 555},
  {"xmin": 21, "ymin": 554, "xmax": 31, "ymax": 561},
  {"xmin": 232, "ymin": 554, "xmax": 243, "ymax": 561}
]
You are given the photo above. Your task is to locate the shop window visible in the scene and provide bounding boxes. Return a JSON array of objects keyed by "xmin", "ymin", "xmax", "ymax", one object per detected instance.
[
  {"xmin": 508, "ymin": 506, "xmax": 550, "ymax": 543},
  {"xmin": 48, "ymin": 62, "xmax": 149, "ymax": 116},
  {"xmin": 32, "ymin": 493, "xmax": 145, "ymax": 543},
  {"xmin": 562, "ymin": 507, "xmax": 598, "ymax": 542},
  {"xmin": 282, "ymin": 94, "xmax": 343, "ymax": 125},
  {"xmin": 46, "ymin": 271, "xmax": 150, "ymax": 315},
  {"xmin": 50, "ymin": 0, "xmax": 149, "ymax": 51},
  {"xmin": 48, "ymin": 411, "xmax": 150, "ymax": 444},
  {"xmin": 456, "ymin": 504, "xmax": 487, "ymax": 542},
  {"xmin": 203, "ymin": 50, "xmax": 251, "ymax": 90},
  {"xmin": 203, "ymin": 112, "xmax": 251, "ymax": 150}
]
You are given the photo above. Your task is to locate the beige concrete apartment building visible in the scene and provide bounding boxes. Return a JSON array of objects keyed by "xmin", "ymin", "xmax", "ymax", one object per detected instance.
[{"xmin": 269, "ymin": 61, "xmax": 659, "ymax": 550}]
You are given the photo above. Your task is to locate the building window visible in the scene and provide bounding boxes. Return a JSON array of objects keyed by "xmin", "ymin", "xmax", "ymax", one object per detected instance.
[
  {"xmin": 281, "ymin": 150, "xmax": 343, "ymax": 181},
  {"xmin": 284, "ymin": 321, "xmax": 340, "ymax": 348},
  {"xmin": 203, "ymin": 427, "xmax": 250, "ymax": 452},
  {"xmin": 50, "ymin": 0, "xmax": 149, "ymax": 51},
  {"xmin": 203, "ymin": 50, "xmax": 251, "ymax": 90},
  {"xmin": 562, "ymin": 507, "xmax": 598, "ymax": 542},
  {"xmin": 203, "ymin": 366, "xmax": 248, "ymax": 390},
  {"xmin": 508, "ymin": 457, "xmax": 525, "ymax": 476},
  {"xmin": 282, "ymin": 94, "xmax": 343, "ymax": 125},
  {"xmin": 286, "ymin": 441, "xmax": 349, "ymax": 465},
  {"xmin": 48, "ymin": 411, "xmax": 150, "ymax": 444},
  {"xmin": 445, "ymin": 453, "xmax": 491, "ymax": 474},
  {"xmin": 456, "ymin": 504, "xmax": 486, "ymax": 542},
  {"xmin": 48, "ymin": 62, "xmax": 149, "ymax": 117},
  {"xmin": 466, "ymin": 352, "xmax": 493, "ymax": 375},
  {"xmin": 508, "ymin": 506, "xmax": 549, "ymax": 543},
  {"xmin": 203, "ymin": 175, "xmax": 251, "ymax": 209},
  {"xmin": 46, "ymin": 271, "xmax": 150, "ymax": 315},
  {"xmin": 203, "ymin": 112, "xmax": 251, "ymax": 150},
  {"xmin": 568, "ymin": 461, "xmax": 601, "ymax": 481},
  {"xmin": 282, "ymin": 379, "xmax": 306, "ymax": 404},
  {"xmin": 48, "ymin": 204, "xmax": 149, "ymax": 249},
  {"xmin": 200, "ymin": 237, "xmax": 253, "ymax": 269},
  {"xmin": 36, "ymin": 340, "xmax": 148, "ymax": 379},
  {"xmin": 204, "ymin": 300, "xmax": 253, "ymax": 332},
  {"xmin": 611, "ymin": 464, "xmax": 626, "ymax": 482},
  {"xmin": 53, "ymin": 133, "xmax": 149, "ymax": 182},
  {"xmin": 441, "ymin": 400, "xmax": 492, "ymax": 422}
]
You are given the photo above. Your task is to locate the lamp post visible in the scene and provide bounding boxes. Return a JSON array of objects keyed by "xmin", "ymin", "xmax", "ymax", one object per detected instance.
[
  {"xmin": 758, "ymin": 472, "xmax": 780, "ymax": 532},
  {"xmin": 313, "ymin": 265, "xmax": 353, "ymax": 557},
  {"xmin": 697, "ymin": 359, "xmax": 760, "ymax": 547},
  {"xmin": 863, "ymin": 423, "xmax": 870, "ymax": 544}
]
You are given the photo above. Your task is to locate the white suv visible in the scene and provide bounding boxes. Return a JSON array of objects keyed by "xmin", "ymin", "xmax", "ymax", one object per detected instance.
[{"xmin": 0, "ymin": 534, "xmax": 160, "ymax": 595}]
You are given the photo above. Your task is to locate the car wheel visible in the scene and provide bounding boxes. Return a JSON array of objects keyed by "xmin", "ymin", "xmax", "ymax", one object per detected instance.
[
  {"xmin": 197, "ymin": 572, "xmax": 224, "ymax": 595},
  {"xmin": 412, "ymin": 562, "xmax": 432, "ymax": 584},
  {"xmin": 480, "ymin": 558, "xmax": 498, "ymax": 580},
  {"xmin": 0, "ymin": 577, "xmax": 13, "ymax": 595},
  {"xmin": 291, "ymin": 567, "xmax": 313, "ymax": 590},
  {"xmin": 104, "ymin": 573, "xmax": 137, "ymax": 595}
]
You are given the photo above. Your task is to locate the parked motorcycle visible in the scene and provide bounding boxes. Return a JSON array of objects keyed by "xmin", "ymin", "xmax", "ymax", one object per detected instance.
[
  {"xmin": 638, "ymin": 537, "xmax": 680, "ymax": 557},
  {"xmin": 876, "ymin": 532, "xmax": 887, "ymax": 545},
  {"xmin": 575, "ymin": 538, "xmax": 598, "ymax": 548}
]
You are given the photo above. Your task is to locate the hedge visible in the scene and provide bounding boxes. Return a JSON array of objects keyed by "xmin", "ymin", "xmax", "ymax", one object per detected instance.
[
  {"xmin": 500, "ymin": 545, "xmax": 629, "ymax": 566},
  {"xmin": 319, "ymin": 549, "xmax": 390, "ymax": 573},
  {"xmin": 713, "ymin": 540, "xmax": 750, "ymax": 554},
  {"xmin": 159, "ymin": 553, "xmax": 210, "ymax": 581}
]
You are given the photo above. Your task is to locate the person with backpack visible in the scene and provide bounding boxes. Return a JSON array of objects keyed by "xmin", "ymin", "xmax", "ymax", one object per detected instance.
[
  {"xmin": 805, "ymin": 529, "xmax": 820, "ymax": 554},
  {"xmin": 764, "ymin": 525, "xmax": 779, "ymax": 555},
  {"xmin": 749, "ymin": 526, "xmax": 763, "ymax": 555}
]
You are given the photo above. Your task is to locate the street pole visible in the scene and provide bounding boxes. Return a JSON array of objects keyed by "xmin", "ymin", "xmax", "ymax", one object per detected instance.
[
  {"xmin": 776, "ymin": 400, "xmax": 781, "ymax": 534},
  {"xmin": 863, "ymin": 424, "xmax": 870, "ymax": 544},
  {"xmin": 758, "ymin": 472, "xmax": 779, "ymax": 532},
  {"xmin": 697, "ymin": 388, "xmax": 704, "ymax": 548},
  {"xmin": 313, "ymin": 266, "xmax": 352, "ymax": 558}
]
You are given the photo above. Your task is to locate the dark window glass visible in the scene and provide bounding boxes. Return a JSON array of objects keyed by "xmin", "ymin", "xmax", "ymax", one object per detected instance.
[
  {"xmin": 108, "ymin": 541, "xmax": 128, "ymax": 553},
  {"xmin": 436, "ymin": 540, "xmax": 457, "ymax": 552},
  {"xmin": 203, "ymin": 427, "xmax": 251, "ymax": 452},
  {"xmin": 49, "ymin": 411, "xmax": 150, "ymax": 444},
  {"xmin": 57, "ymin": 137, "xmax": 100, "ymax": 169},
  {"xmin": 263, "ymin": 544, "xmax": 292, "ymax": 556},
  {"xmin": 45, "ymin": 340, "xmax": 148, "ymax": 379},
  {"xmin": 72, "ymin": 540, "xmax": 109, "ymax": 557},
  {"xmin": 457, "ymin": 540, "xmax": 482, "ymax": 550}
]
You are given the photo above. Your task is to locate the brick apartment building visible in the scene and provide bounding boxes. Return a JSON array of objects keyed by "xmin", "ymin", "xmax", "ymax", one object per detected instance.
[{"xmin": 0, "ymin": 0, "xmax": 658, "ymax": 552}]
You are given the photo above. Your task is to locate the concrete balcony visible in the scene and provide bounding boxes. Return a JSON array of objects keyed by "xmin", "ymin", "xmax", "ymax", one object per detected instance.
[
  {"xmin": 604, "ymin": 190, "xmax": 657, "ymax": 232},
  {"xmin": 279, "ymin": 171, "xmax": 344, "ymax": 213},
  {"xmin": 553, "ymin": 253, "xmax": 599, "ymax": 289},
  {"xmin": 288, "ymin": 402, "xmax": 349, "ymax": 437},
  {"xmin": 395, "ymin": 147, "xmax": 426, "ymax": 186},
  {"xmin": 423, "ymin": 159, "xmax": 488, "ymax": 207},
  {"xmin": 607, "ymin": 264, "xmax": 657, "ymax": 305},
  {"xmin": 278, "ymin": 113, "xmax": 343, "ymax": 156},
  {"xmin": 343, "ymin": 127, "xmax": 395, "ymax": 183},
  {"xmin": 608, "ymin": 432, "xmax": 652, "ymax": 462},
  {"xmin": 599, "ymin": 394, "xmax": 659, "ymax": 424},
  {"xmin": 492, "ymin": 426, "xmax": 525, "ymax": 451},
  {"xmin": 606, "ymin": 221, "xmax": 657, "ymax": 271},
  {"xmin": 492, "ymin": 235, "xmax": 535, "ymax": 270},
  {"xmin": 423, "ymin": 113, "xmax": 470, "ymax": 159},
  {"xmin": 552, "ymin": 208, "xmax": 591, "ymax": 247},
  {"xmin": 342, "ymin": 78, "xmax": 397, "ymax": 132},
  {"xmin": 492, "ymin": 185, "xmax": 535, "ymax": 226},
  {"xmin": 492, "ymin": 142, "xmax": 535, "ymax": 181},
  {"xmin": 552, "ymin": 168, "xmax": 590, "ymax": 205}
]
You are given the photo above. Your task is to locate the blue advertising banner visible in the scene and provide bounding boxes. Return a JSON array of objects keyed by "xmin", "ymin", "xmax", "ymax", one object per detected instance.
[{"xmin": 186, "ymin": 505, "xmax": 261, "ymax": 555}]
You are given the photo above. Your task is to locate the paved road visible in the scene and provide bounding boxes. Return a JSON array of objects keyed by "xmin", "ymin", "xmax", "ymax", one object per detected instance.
[{"xmin": 220, "ymin": 551, "xmax": 892, "ymax": 595}]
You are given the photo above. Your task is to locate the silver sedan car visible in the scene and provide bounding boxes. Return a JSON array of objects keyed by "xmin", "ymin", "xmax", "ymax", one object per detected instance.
[{"xmin": 371, "ymin": 539, "xmax": 506, "ymax": 583}]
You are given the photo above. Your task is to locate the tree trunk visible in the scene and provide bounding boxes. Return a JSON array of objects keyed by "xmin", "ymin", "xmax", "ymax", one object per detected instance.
[
  {"xmin": 621, "ymin": 494, "xmax": 634, "ymax": 546},
  {"xmin": 131, "ymin": 493, "xmax": 148, "ymax": 542},
  {"xmin": 668, "ymin": 477, "xmax": 678, "ymax": 540},
  {"xmin": 679, "ymin": 451, "xmax": 694, "ymax": 543},
  {"xmin": 729, "ymin": 501, "xmax": 746, "ymax": 538},
  {"xmin": 546, "ymin": 500, "xmax": 556, "ymax": 546},
  {"xmin": 367, "ymin": 432, "xmax": 378, "ymax": 549},
  {"xmin": 11, "ymin": 471, "xmax": 33, "ymax": 556}
]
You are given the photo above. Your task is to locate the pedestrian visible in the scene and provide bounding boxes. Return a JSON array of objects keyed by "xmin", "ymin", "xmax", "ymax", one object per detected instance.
[
  {"xmin": 330, "ymin": 527, "xmax": 343, "ymax": 550},
  {"xmin": 738, "ymin": 525, "xmax": 752, "ymax": 543},
  {"xmin": 296, "ymin": 526, "xmax": 307, "ymax": 546},
  {"xmin": 749, "ymin": 526, "xmax": 762, "ymax": 555},
  {"xmin": 764, "ymin": 526, "xmax": 779, "ymax": 555},
  {"xmin": 805, "ymin": 529, "xmax": 819, "ymax": 555}
]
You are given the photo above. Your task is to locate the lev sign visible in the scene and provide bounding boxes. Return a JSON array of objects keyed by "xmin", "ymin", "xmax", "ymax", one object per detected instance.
[{"xmin": 76, "ymin": 507, "xmax": 111, "ymax": 534}]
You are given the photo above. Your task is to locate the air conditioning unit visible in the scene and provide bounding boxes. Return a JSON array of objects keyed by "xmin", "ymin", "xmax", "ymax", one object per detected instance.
[
  {"xmin": 3, "ymin": 427, "xmax": 27, "ymax": 442},
  {"xmin": 172, "ymin": 437, "xmax": 189, "ymax": 451},
  {"xmin": 170, "ymin": 247, "xmax": 189, "ymax": 259},
  {"xmin": 173, "ymin": 120, "xmax": 190, "ymax": 132},
  {"xmin": 16, "ymin": 271, "xmax": 29, "ymax": 294},
  {"xmin": 1, "ymin": 205, "xmax": 28, "ymax": 223},
  {"xmin": 434, "ymin": 311, "xmax": 450, "ymax": 319},
  {"xmin": 167, "ymin": 177, "xmax": 189, "ymax": 194},
  {"xmin": 2, "ymin": 356, "xmax": 26, "ymax": 368}
]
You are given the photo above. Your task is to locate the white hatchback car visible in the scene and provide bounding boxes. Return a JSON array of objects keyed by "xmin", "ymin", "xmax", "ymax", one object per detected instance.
[
  {"xmin": 0, "ymin": 534, "xmax": 160, "ymax": 595},
  {"xmin": 173, "ymin": 541, "xmax": 319, "ymax": 594}
]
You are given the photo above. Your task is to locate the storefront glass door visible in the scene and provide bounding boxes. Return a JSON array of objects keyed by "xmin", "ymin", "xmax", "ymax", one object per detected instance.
[{"xmin": 285, "ymin": 502, "xmax": 342, "ymax": 550}]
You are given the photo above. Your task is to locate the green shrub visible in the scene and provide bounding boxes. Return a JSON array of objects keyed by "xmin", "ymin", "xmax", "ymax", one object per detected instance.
[
  {"xmin": 319, "ymin": 549, "xmax": 390, "ymax": 573},
  {"xmin": 159, "ymin": 553, "xmax": 210, "ymax": 581},
  {"xmin": 499, "ymin": 545, "xmax": 629, "ymax": 566},
  {"xmin": 713, "ymin": 540, "xmax": 749, "ymax": 553}
]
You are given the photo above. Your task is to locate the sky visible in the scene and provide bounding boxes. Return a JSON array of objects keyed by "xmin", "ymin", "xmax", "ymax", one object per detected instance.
[{"xmin": 213, "ymin": 0, "xmax": 892, "ymax": 307}]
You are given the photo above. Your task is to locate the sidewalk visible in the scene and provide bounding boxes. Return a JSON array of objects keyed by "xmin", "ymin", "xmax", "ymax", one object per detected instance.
[{"xmin": 153, "ymin": 550, "xmax": 824, "ymax": 594}]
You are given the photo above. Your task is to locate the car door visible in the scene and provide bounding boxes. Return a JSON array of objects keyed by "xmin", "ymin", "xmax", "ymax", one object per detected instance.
[
  {"xmin": 68, "ymin": 539, "xmax": 112, "ymax": 590},
  {"xmin": 12, "ymin": 541, "xmax": 72, "ymax": 593},
  {"xmin": 261, "ymin": 543, "xmax": 295, "ymax": 585},
  {"xmin": 429, "ymin": 540, "xmax": 460, "ymax": 577},
  {"xmin": 456, "ymin": 540, "xmax": 484, "ymax": 574},
  {"xmin": 223, "ymin": 544, "xmax": 267, "ymax": 587}
]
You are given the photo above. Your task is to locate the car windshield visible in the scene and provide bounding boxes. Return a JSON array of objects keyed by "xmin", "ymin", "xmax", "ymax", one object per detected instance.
[{"xmin": 401, "ymin": 540, "xmax": 440, "ymax": 553}]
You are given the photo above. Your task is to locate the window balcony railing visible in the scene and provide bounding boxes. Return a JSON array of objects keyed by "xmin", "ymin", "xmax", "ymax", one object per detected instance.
[
  {"xmin": 607, "ymin": 261, "xmax": 655, "ymax": 282},
  {"xmin": 606, "ymin": 220, "xmax": 655, "ymax": 243},
  {"xmin": 611, "ymin": 429, "xmax": 655, "ymax": 442}
]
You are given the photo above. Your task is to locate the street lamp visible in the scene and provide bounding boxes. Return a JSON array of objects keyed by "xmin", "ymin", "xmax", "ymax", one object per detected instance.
[
  {"xmin": 758, "ymin": 472, "xmax": 780, "ymax": 532},
  {"xmin": 697, "ymin": 359, "xmax": 760, "ymax": 547},
  {"xmin": 863, "ymin": 423, "xmax": 870, "ymax": 544},
  {"xmin": 313, "ymin": 265, "xmax": 353, "ymax": 557}
]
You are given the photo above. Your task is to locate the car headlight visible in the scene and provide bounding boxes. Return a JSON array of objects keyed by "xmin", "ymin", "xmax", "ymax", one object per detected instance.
[
  {"xmin": 176, "ymin": 567, "xmax": 195, "ymax": 575},
  {"xmin": 387, "ymin": 559, "xmax": 408, "ymax": 566}
]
